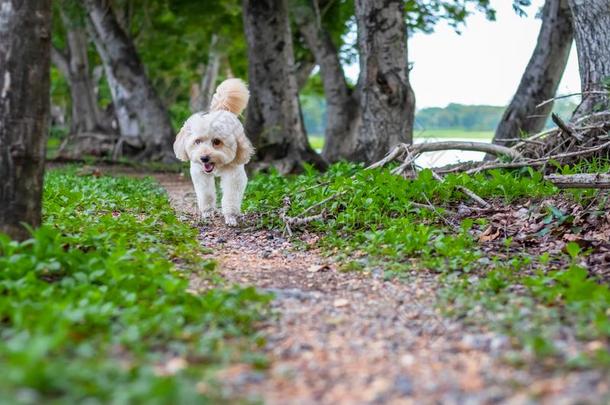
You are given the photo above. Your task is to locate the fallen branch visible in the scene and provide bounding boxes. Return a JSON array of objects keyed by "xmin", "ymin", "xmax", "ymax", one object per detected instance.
[
  {"xmin": 551, "ymin": 113, "xmax": 582, "ymax": 141},
  {"xmin": 279, "ymin": 194, "xmax": 334, "ymax": 236},
  {"xmin": 544, "ymin": 173, "xmax": 610, "ymax": 189},
  {"xmin": 410, "ymin": 141, "xmax": 521, "ymax": 159},
  {"xmin": 467, "ymin": 140, "xmax": 610, "ymax": 174},
  {"xmin": 367, "ymin": 141, "xmax": 522, "ymax": 172},
  {"xmin": 366, "ymin": 144, "xmax": 406, "ymax": 170},
  {"xmin": 494, "ymin": 138, "xmax": 545, "ymax": 146}
]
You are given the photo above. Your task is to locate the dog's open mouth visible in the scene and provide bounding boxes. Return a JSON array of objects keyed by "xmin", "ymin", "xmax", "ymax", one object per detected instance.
[{"xmin": 203, "ymin": 162, "xmax": 215, "ymax": 173}]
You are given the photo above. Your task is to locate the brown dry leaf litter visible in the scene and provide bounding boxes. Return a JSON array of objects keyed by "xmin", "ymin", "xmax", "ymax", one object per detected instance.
[{"xmin": 157, "ymin": 173, "xmax": 608, "ymax": 405}]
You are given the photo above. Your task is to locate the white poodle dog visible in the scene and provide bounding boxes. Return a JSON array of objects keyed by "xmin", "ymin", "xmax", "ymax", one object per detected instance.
[{"xmin": 173, "ymin": 79, "xmax": 254, "ymax": 226}]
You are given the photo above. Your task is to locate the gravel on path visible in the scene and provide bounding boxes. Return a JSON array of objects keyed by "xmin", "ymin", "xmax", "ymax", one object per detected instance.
[{"xmin": 157, "ymin": 173, "xmax": 608, "ymax": 405}]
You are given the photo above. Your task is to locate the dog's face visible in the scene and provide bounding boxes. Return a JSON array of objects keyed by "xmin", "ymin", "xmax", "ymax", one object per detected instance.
[{"xmin": 173, "ymin": 111, "xmax": 254, "ymax": 173}]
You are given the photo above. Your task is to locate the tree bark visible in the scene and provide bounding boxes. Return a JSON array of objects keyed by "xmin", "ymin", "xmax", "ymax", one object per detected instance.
[
  {"xmin": 295, "ymin": 55, "xmax": 316, "ymax": 90},
  {"xmin": 83, "ymin": 0, "xmax": 174, "ymax": 161},
  {"xmin": 353, "ymin": 0, "xmax": 416, "ymax": 164},
  {"xmin": 51, "ymin": 17, "xmax": 107, "ymax": 135},
  {"xmin": 0, "ymin": 0, "xmax": 52, "ymax": 240},
  {"xmin": 190, "ymin": 34, "xmax": 221, "ymax": 113},
  {"xmin": 493, "ymin": 0, "xmax": 573, "ymax": 147},
  {"xmin": 243, "ymin": 0, "xmax": 326, "ymax": 174},
  {"xmin": 568, "ymin": 0, "xmax": 610, "ymax": 118},
  {"xmin": 293, "ymin": 0, "xmax": 360, "ymax": 163}
]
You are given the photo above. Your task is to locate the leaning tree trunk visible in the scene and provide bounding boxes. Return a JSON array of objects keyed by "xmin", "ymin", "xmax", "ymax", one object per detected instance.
[
  {"xmin": 190, "ymin": 34, "xmax": 221, "ymax": 113},
  {"xmin": 568, "ymin": 0, "xmax": 610, "ymax": 119},
  {"xmin": 243, "ymin": 0, "xmax": 326, "ymax": 174},
  {"xmin": 293, "ymin": 0, "xmax": 360, "ymax": 163},
  {"xmin": 0, "ymin": 0, "xmax": 52, "ymax": 240},
  {"xmin": 51, "ymin": 25, "xmax": 106, "ymax": 135},
  {"xmin": 83, "ymin": 0, "xmax": 174, "ymax": 161},
  {"xmin": 493, "ymin": 0, "xmax": 573, "ymax": 147},
  {"xmin": 353, "ymin": 0, "xmax": 416, "ymax": 164}
]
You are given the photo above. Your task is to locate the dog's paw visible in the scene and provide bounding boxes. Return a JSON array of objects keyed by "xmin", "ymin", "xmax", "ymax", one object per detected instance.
[
  {"xmin": 198, "ymin": 209, "xmax": 215, "ymax": 222},
  {"xmin": 224, "ymin": 214, "xmax": 238, "ymax": 227}
]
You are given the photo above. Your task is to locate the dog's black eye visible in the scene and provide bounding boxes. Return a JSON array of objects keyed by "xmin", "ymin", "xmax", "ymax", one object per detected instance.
[
  {"xmin": 194, "ymin": 139, "xmax": 202, "ymax": 145},
  {"xmin": 212, "ymin": 138, "xmax": 222, "ymax": 147}
]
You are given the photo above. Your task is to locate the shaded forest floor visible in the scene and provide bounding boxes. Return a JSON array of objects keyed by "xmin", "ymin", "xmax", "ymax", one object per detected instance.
[{"xmin": 158, "ymin": 173, "xmax": 609, "ymax": 404}]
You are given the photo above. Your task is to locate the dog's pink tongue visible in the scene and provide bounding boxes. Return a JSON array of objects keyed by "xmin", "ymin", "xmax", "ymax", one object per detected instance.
[{"xmin": 204, "ymin": 163, "xmax": 214, "ymax": 172}]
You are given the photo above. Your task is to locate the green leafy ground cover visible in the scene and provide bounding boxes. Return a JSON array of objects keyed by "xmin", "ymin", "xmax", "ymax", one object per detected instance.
[
  {"xmin": 0, "ymin": 170, "xmax": 270, "ymax": 404},
  {"xmin": 245, "ymin": 162, "xmax": 610, "ymax": 369}
]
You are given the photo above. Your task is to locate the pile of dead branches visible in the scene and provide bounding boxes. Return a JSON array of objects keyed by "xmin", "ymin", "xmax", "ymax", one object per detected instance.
[
  {"xmin": 371, "ymin": 111, "xmax": 610, "ymax": 178},
  {"xmin": 280, "ymin": 107, "xmax": 610, "ymax": 234}
]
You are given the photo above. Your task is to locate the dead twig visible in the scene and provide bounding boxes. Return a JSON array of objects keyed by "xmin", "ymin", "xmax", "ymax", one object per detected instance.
[
  {"xmin": 536, "ymin": 91, "xmax": 609, "ymax": 109},
  {"xmin": 279, "ymin": 196, "xmax": 294, "ymax": 237},
  {"xmin": 495, "ymin": 138, "xmax": 545, "ymax": 146},
  {"xmin": 298, "ymin": 191, "xmax": 347, "ymax": 218},
  {"xmin": 430, "ymin": 170, "xmax": 490, "ymax": 209},
  {"xmin": 467, "ymin": 140, "xmax": 610, "ymax": 174},
  {"xmin": 551, "ymin": 113, "xmax": 582, "ymax": 141}
]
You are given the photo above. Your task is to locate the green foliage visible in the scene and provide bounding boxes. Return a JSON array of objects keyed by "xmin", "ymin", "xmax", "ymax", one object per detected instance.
[
  {"xmin": 416, "ymin": 103, "xmax": 505, "ymax": 131},
  {"xmin": 0, "ymin": 170, "xmax": 270, "ymax": 403},
  {"xmin": 246, "ymin": 162, "xmax": 554, "ymax": 267},
  {"xmin": 246, "ymin": 163, "xmax": 608, "ymax": 368},
  {"xmin": 405, "ymin": 0, "xmax": 496, "ymax": 34}
]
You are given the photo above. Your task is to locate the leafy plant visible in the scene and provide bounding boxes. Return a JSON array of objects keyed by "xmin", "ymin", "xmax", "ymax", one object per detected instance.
[
  {"xmin": 0, "ymin": 169, "xmax": 271, "ymax": 403},
  {"xmin": 246, "ymin": 162, "xmax": 609, "ymax": 369}
]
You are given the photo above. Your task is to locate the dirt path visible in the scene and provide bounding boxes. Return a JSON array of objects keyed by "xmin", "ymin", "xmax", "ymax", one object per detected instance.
[{"xmin": 158, "ymin": 173, "xmax": 607, "ymax": 405}]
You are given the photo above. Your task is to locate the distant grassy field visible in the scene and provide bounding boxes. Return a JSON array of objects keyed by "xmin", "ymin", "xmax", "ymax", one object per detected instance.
[
  {"xmin": 308, "ymin": 129, "xmax": 493, "ymax": 150},
  {"xmin": 414, "ymin": 129, "xmax": 493, "ymax": 140}
]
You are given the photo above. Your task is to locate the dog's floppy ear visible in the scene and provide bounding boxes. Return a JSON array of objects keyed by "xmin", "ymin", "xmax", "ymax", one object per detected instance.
[
  {"xmin": 233, "ymin": 130, "xmax": 254, "ymax": 165},
  {"xmin": 173, "ymin": 122, "xmax": 191, "ymax": 161}
]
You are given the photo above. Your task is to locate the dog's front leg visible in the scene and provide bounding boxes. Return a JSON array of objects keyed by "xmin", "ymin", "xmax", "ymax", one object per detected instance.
[
  {"xmin": 190, "ymin": 164, "xmax": 216, "ymax": 220},
  {"xmin": 220, "ymin": 166, "xmax": 247, "ymax": 226}
]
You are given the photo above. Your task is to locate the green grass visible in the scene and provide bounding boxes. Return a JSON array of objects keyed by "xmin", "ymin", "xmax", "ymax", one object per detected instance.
[
  {"xmin": 414, "ymin": 129, "xmax": 493, "ymax": 140},
  {"xmin": 0, "ymin": 169, "xmax": 270, "ymax": 403},
  {"xmin": 245, "ymin": 162, "xmax": 610, "ymax": 369},
  {"xmin": 308, "ymin": 136, "xmax": 325, "ymax": 151}
]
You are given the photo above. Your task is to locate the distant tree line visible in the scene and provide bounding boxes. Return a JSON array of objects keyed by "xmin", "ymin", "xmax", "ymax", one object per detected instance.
[
  {"xmin": 416, "ymin": 100, "xmax": 579, "ymax": 132},
  {"xmin": 302, "ymin": 99, "xmax": 579, "ymax": 135}
]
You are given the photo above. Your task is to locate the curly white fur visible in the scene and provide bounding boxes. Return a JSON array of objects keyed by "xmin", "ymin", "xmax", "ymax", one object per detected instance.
[{"xmin": 173, "ymin": 79, "xmax": 254, "ymax": 226}]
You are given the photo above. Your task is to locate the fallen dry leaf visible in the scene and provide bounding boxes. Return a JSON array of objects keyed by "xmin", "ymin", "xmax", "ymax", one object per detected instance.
[
  {"xmin": 479, "ymin": 226, "xmax": 501, "ymax": 242},
  {"xmin": 308, "ymin": 264, "xmax": 330, "ymax": 273}
]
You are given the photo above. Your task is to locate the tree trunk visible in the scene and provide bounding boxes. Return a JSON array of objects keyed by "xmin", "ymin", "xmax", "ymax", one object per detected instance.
[
  {"xmin": 568, "ymin": 0, "xmax": 610, "ymax": 118},
  {"xmin": 353, "ymin": 0, "xmax": 416, "ymax": 164},
  {"xmin": 190, "ymin": 34, "xmax": 221, "ymax": 113},
  {"xmin": 293, "ymin": 0, "xmax": 360, "ymax": 163},
  {"xmin": 243, "ymin": 0, "xmax": 326, "ymax": 174},
  {"xmin": 295, "ymin": 56, "xmax": 316, "ymax": 90},
  {"xmin": 51, "ymin": 20, "xmax": 107, "ymax": 135},
  {"xmin": 83, "ymin": 0, "xmax": 174, "ymax": 161},
  {"xmin": 0, "ymin": 0, "xmax": 52, "ymax": 240},
  {"xmin": 492, "ymin": 0, "xmax": 573, "ymax": 147}
]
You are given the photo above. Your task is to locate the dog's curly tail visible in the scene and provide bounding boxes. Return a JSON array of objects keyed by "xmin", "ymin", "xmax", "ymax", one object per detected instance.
[{"xmin": 210, "ymin": 78, "xmax": 250, "ymax": 115}]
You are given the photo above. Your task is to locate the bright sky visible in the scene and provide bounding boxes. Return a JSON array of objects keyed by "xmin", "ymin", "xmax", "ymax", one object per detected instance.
[{"xmin": 345, "ymin": 0, "xmax": 580, "ymax": 109}]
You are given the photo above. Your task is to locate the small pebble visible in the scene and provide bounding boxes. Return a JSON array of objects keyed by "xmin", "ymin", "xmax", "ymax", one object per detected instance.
[{"xmin": 393, "ymin": 375, "xmax": 413, "ymax": 396}]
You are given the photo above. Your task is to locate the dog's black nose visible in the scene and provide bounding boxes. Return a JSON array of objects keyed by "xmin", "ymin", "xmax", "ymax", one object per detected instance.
[{"xmin": 201, "ymin": 155, "xmax": 210, "ymax": 163}]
